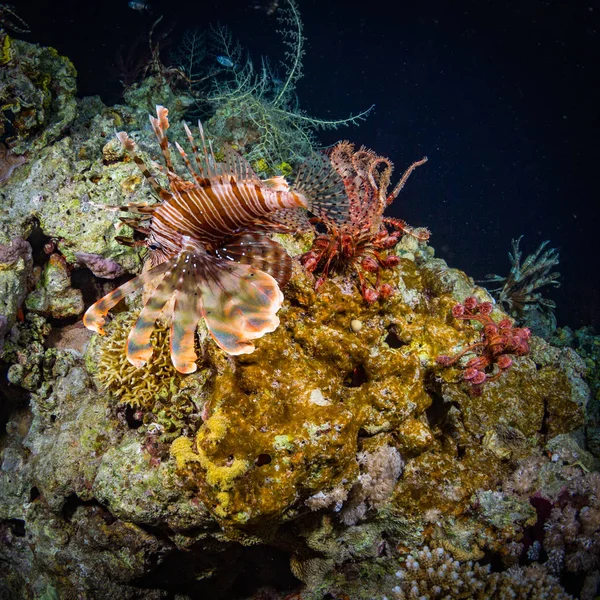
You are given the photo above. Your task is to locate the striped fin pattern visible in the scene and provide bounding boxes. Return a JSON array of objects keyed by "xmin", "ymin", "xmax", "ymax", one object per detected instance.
[
  {"xmin": 83, "ymin": 260, "xmax": 172, "ymax": 335},
  {"xmin": 200, "ymin": 259, "xmax": 283, "ymax": 357},
  {"xmin": 293, "ymin": 153, "xmax": 350, "ymax": 224},
  {"xmin": 124, "ymin": 247, "xmax": 283, "ymax": 372},
  {"xmin": 170, "ymin": 268, "xmax": 203, "ymax": 374},
  {"xmin": 126, "ymin": 257, "xmax": 184, "ymax": 369},
  {"xmin": 214, "ymin": 233, "xmax": 293, "ymax": 287},
  {"xmin": 255, "ymin": 208, "xmax": 314, "ymax": 234}
]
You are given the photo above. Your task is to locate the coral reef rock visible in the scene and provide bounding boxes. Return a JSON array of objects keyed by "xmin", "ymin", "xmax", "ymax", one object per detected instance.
[{"xmin": 0, "ymin": 35, "xmax": 596, "ymax": 600}]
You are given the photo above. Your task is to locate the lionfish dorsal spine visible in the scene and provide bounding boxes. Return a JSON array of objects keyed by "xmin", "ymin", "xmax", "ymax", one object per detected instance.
[
  {"xmin": 173, "ymin": 140, "xmax": 207, "ymax": 188},
  {"xmin": 116, "ymin": 131, "xmax": 171, "ymax": 202},
  {"xmin": 182, "ymin": 121, "xmax": 207, "ymax": 179},
  {"xmin": 149, "ymin": 106, "xmax": 174, "ymax": 169},
  {"xmin": 196, "ymin": 119, "xmax": 218, "ymax": 179}
]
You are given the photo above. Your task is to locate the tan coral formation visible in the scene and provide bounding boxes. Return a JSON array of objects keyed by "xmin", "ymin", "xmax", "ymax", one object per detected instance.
[
  {"xmin": 130, "ymin": 254, "xmax": 584, "ymax": 537},
  {"xmin": 78, "ymin": 239, "xmax": 589, "ymax": 598},
  {"xmin": 391, "ymin": 546, "xmax": 572, "ymax": 599}
]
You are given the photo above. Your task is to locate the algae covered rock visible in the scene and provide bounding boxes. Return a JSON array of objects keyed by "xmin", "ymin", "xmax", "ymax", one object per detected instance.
[
  {"xmin": 25, "ymin": 252, "xmax": 84, "ymax": 319},
  {"xmin": 0, "ymin": 236, "xmax": 32, "ymax": 350},
  {"xmin": 0, "ymin": 35, "xmax": 77, "ymax": 155},
  {"xmin": 0, "ymin": 243, "xmax": 591, "ymax": 599}
]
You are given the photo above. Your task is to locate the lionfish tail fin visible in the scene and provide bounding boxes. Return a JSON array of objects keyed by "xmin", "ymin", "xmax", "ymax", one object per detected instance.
[
  {"xmin": 83, "ymin": 260, "xmax": 172, "ymax": 335},
  {"xmin": 293, "ymin": 154, "xmax": 350, "ymax": 224},
  {"xmin": 197, "ymin": 255, "xmax": 284, "ymax": 356}
]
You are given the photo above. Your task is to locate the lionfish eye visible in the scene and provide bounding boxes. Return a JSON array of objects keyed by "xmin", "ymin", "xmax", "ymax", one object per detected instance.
[{"xmin": 148, "ymin": 242, "xmax": 161, "ymax": 250}]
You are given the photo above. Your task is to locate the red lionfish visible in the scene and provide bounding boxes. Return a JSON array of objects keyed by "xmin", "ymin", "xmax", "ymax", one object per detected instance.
[{"xmin": 83, "ymin": 106, "xmax": 347, "ymax": 374}]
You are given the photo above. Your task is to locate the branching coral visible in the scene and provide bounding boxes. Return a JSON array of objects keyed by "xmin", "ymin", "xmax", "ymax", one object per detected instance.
[
  {"xmin": 390, "ymin": 546, "xmax": 572, "ymax": 599},
  {"xmin": 543, "ymin": 471, "xmax": 600, "ymax": 580},
  {"xmin": 482, "ymin": 236, "xmax": 560, "ymax": 319},
  {"xmin": 173, "ymin": 0, "xmax": 374, "ymax": 172},
  {"xmin": 436, "ymin": 296, "xmax": 531, "ymax": 393},
  {"xmin": 495, "ymin": 444, "xmax": 599, "ymax": 598},
  {"xmin": 301, "ymin": 142, "xmax": 429, "ymax": 302}
]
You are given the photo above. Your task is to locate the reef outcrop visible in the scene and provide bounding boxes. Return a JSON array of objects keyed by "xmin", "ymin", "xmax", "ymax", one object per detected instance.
[{"xmin": 0, "ymin": 33, "xmax": 597, "ymax": 600}]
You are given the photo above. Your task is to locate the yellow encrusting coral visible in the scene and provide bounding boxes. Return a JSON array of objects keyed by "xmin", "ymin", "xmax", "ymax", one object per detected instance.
[
  {"xmin": 165, "ymin": 254, "xmax": 585, "ymax": 544},
  {"xmin": 170, "ymin": 436, "xmax": 201, "ymax": 469}
]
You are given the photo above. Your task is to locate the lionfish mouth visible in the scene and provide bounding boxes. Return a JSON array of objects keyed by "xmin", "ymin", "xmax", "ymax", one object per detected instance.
[{"xmin": 84, "ymin": 249, "xmax": 284, "ymax": 374}]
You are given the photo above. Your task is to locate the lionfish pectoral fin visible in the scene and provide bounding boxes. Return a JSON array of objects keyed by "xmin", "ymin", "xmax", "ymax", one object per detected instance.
[
  {"xmin": 125, "ymin": 258, "xmax": 182, "ymax": 368},
  {"xmin": 170, "ymin": 274, "xmax": 203, "ymax": 374},
  {"xmin": 198, "ymin": 258, "xmax": 284, "ymax": 355},
  {"xmin": 250, "ymin": 208, "xmax": 313, "ymax": 234},
  {"xmin": 83, "ymin": 260, "xmax": 172, "ymax": 335},
  {"xmin": 214, "ymin": 233, "xmax": 293, "ymax": 287}
]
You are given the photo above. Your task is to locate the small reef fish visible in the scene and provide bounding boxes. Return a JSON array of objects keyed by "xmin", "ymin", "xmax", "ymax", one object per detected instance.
[
  {"xmin": 250, "ymin": 0, "xmax": 279, "ymax": 16},
  {"xmin": 83, "ymin": 106, "xmax": 347, "ymax": 374},
  {"xmin": 128, "ymin": 1, "xmax": 150, "ymax": 12},
  {"xmin": 215, "ymin": 55, "xmax": 235, "ymax": 68}
]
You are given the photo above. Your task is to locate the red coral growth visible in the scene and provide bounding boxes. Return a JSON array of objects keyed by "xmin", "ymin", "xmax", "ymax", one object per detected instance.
[
  {"xmin": 437, "ymin": 296, "xmax": 531, "ymax": 393},
  {"xmin": 300, "ymin": 141, "xmax": 428, "ymax": 302}
]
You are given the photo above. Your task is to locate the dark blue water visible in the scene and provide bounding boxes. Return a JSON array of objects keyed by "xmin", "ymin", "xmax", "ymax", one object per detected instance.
[{"xmin": 19, "ymin": 0, "xmax": 600, "ymax": 329}]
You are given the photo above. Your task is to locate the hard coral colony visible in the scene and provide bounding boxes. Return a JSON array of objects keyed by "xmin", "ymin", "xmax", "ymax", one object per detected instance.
[{"xmin": 83, "ymin": 105, "xmax": 349, "ymax": 373}]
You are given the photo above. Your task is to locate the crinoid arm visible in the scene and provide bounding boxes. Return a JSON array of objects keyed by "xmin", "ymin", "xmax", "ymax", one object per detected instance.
[
  {"xmin": 82, "ymin": 260, "xmax": 172, "ymax": 335},
  {"xmin": 481, "ymin": 236, "xmax": 560, "ymax": 315}
]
